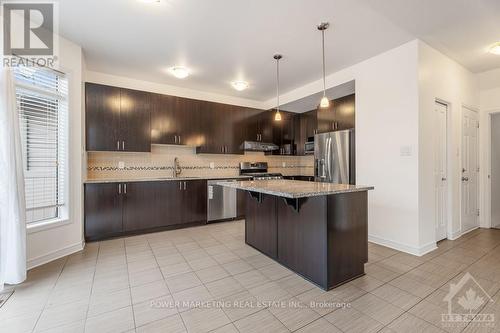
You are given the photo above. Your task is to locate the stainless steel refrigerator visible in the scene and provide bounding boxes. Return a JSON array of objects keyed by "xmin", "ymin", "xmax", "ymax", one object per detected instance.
[{"xmin": 314, "ymin": 129, "xmax": 355, "ymax": 184}]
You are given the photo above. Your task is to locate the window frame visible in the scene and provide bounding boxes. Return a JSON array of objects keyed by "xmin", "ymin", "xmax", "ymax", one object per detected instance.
[{"xmin": 13, "ymin": 65, "xmax": 70, "ymax": 232}]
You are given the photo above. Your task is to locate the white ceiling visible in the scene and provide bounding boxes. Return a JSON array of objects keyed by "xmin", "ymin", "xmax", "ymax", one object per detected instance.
[{"xmin": 58, "ymin": 0, "xmax": 500, "ymax": 102}]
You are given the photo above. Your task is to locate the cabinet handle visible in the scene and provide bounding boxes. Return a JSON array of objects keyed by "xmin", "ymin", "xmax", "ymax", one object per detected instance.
[
  {"xmin": 179, "ymin": 182, "xmax": 182, "ymax": 190},
  {"xmin": 124, "ymin": 184, "xmax": 127, "ymax": 194},
  {"xmin": 183, "ymin": 181, "xmax": 186, "ymax": 190},
  {"xmin": 118, "ymin": 184, "xmax": 121, "ymax": 194},
  {"xmin": 117, "ymin": 141, "xmax": 120, "ymax": 151},
  {"xmin": 122, "ymin": 141, "xmax": 125, "ymax": 151},
  {"xmin": 178, "ymin": 136, "xmax": 181, "ymax": 144},
  {"xmin": 174, "ymin": 136, "xmax": 177, "ymax": 144}
]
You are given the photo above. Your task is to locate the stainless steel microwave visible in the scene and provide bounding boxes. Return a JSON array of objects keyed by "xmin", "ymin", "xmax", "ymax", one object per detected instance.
[{"xmin": 304, "ymin": 140, "xmax": 314, "ymax": 154}]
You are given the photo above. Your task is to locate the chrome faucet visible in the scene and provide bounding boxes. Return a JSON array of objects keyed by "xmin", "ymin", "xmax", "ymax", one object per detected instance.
[{"xmin": 173, "ymin": 157, "xmax": 182, "ymax": 178}]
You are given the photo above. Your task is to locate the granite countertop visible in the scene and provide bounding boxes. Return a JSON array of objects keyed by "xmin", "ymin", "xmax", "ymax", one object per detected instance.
[
  {"xmin": 216, "ymin": 179, "xmax": 374, "ymax": 198},
  {"xmin": 84, "ymin": 175, "xmax": 252, "ymax": 184}
]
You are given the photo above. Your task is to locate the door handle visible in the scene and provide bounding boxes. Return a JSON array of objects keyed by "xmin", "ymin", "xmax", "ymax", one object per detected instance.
[
  {"xmin": 118, "ymin": 183, "xmax": 121, "ymax": 194},
  {"xmin": 441, "ymin": 177, "xmax": 447, "ymax": 181},
  {"xmin": 124, "ymin": 184, "xmax": 127, "ymax": 194}
]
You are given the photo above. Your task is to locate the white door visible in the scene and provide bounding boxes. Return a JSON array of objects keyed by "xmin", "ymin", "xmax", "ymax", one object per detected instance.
[
  {"xmin": 434, "ymin": 102, "xmax": 448, "ymax": 241},
  {"xmin": 461, "ymin": 107, "xmax": 479, "ymax": 232}
]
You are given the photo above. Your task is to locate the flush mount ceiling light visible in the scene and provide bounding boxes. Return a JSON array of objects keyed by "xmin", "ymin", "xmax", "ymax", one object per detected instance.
[
  {"xmin": 274, "ymin": 54, "xmax": 282, "ymax": 122},
  {"xmin": 169, "ymin": 66, "xmax": 189, "ymax": 79},
  {"xmin": 318, "ymin": 22, "xmax": 330, "ymax": 109},
  {"xmin": 231, "ymin": 80, "xmax": 249, "ymax": 91},
  {"xmin": 489, "ymin": 42, "xmax": 500, "ymax": 55}
]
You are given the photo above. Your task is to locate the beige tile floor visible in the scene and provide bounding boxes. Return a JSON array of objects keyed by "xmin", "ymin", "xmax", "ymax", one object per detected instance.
[{"xmin": 1, "ymin": 221, "xmax": 500, "ymax": 333}]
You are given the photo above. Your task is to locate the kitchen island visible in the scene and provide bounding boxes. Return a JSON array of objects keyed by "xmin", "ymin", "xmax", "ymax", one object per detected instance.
[{"xmin": 217, "ymin": 179, "xmax": 374, "ymax": 290}]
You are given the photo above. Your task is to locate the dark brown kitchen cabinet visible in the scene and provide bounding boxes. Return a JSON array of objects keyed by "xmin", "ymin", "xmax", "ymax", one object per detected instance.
[
  {"xmin": 245, "ymin": 192, "xmax": 277, "ymax": 259},
  {"xmin": 85, "ymin": 83, "xmax": 121, "ymax": 151},
  {"xmin": 84, "ymin": 180, "xmax": 207, "ymax": 241},
  {"xmin": 317, "ymin": 94, "xmax": 355, "ymax": 133},
  {"xmin": 84, "ymin": 183, "xmax": 123, "ymax": 240},
  {"xmin": 150, "ymin": 93, "xmax": 179, "ymax": 145},
  {"xmin": 85, "ymin": 83, "xmax": 151, "ymax": 152},
  {"xmin": 272, "ymin": 110, "xmax": 296, "ymax": 155},
  {"xmin": 122, "ymin": 181, "xmax": 157, "ymax": 232},
  {"xmin": 120, "ymin": 88, "xmax": 151, "ymax": 152}
]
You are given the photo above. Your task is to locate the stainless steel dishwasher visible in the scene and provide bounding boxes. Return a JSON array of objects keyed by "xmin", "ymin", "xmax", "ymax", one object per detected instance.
[{"xmin": 207, "ymin": 179, "xmax": 238, "ymax": 222}]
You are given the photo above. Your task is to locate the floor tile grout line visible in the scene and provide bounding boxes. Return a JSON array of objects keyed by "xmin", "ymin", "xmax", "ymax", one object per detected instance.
[
  {"xmin": 30, "ymin": 255, "xmax": 70, "ymax": 333},
  {"xmin": 82, "ymin": 242, "xmax": 100, "ymax": 333},
  {"xmin": 145, "ymin": 234, "xmax": 190, "ymax": 333},
  {"xmin": 123, "ymin": 239, "xmax": 138, "ymax": 331}
]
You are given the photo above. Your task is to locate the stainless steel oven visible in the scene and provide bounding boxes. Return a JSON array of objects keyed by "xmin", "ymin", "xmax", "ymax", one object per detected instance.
[{"xmin": 304, "ymin": 138, "xmax": 315, "ymax": 155}]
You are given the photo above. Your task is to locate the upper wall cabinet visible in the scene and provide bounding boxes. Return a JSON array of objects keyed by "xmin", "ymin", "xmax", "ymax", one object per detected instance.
[
  {"xmin": 317, "ymin": 94, "xmax": 355, "ymax": 133},
  {"xmin": 85, "ymin": 83, "xmax": 151, "ymax": 152}
]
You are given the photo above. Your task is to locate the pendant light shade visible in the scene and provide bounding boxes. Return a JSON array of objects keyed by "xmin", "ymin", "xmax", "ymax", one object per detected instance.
[
  {"xmin": 318, "ymin": 22, "xmax": 330, "ymax": 109},
  {"xmin": 274, "ymin": 54, "xmax": 282, "ymax": 121}
]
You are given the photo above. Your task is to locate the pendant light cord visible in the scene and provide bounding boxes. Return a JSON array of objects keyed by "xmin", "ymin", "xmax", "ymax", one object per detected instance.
[
  {"xmin": 276, "ymin": 57, "xmax": 280, "ymax": 112},
  {"xmin": 322, "ymin": 29, "xmax": 326, "ymax": 97}
]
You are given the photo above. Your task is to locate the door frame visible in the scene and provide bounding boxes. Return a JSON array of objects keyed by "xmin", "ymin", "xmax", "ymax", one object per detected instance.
[
  {"xmin": 485, "ymin": 108, "xmax": 500, "ymax": 229},
  {"xmin": 434, "ymin": 99, "xmax": 450, "ymax": 241},
  {"xmin": 460, "ymin": 105, "xmax": 480, "ymax": 233}
]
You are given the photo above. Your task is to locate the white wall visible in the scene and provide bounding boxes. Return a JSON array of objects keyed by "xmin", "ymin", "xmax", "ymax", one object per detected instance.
[
  {"xmin": 26, "ymin": 36, "xmax": 84, "ymax": 268},
  {"xmin": 478, "ymin": 68, "xmax": 500, "ymax": 230},
  {"xmin": 263, "ymin": 40, "xmax": 423, "ymax": 254},
  {"xmin": 417, "ymin": 41, "xmax": 479, "ymax": 245}
]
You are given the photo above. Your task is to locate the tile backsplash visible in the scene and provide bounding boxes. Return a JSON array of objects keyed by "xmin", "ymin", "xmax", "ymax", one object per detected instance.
[{"xmin": 87, "ymin": 145, "xmax": 314, "ymax": 180}]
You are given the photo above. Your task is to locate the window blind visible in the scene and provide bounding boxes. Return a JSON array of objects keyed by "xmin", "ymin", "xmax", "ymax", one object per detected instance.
[{"xmin": 14, "ymin": 66, "xmax": 68, "ymax": 224}]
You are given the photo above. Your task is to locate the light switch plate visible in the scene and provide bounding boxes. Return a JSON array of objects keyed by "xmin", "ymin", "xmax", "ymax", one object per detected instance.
[
  {"xmin": 118, "ymin": 161, "xmax": 125, "ymax": 169},
  {"xmin": 209, "ymin": 162, "xmax": 215, "ymax": 169},
  {"xmin": 400, "ymin": 146, "xmax": 412, "ymax": 157}
]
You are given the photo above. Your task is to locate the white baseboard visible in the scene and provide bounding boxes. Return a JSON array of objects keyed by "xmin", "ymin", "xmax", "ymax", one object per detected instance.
[
  {"xmin": 27, "ymin": 242, "xmax": 85, "ymax": 270},
  {"xmin": 448, "ymin": 226, "xmax": 479, "ymax": 241},
  {"xmin": 368, "ymin": 234, "xmax": 437, "ymax": 256}
]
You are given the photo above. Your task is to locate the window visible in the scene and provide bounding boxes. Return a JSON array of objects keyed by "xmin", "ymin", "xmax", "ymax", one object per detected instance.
[{"xmin": 14, "ymin": 66, "xmax": 68, "ymax": 225}]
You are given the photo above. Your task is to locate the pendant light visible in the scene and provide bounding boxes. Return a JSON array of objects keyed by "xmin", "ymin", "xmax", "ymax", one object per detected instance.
[
  {"xmin": 274, "ymin": 54, "xmax": 282, "ymax": 121},
  {"xmin": 318, "ymin": 22, "xmax": 330, "ymax": 108}
]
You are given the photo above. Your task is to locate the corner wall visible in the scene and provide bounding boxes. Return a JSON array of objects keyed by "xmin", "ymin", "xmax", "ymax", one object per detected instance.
[{"xmin": 417, "ymin": 41, "xmax": 479, "ymax": 246}]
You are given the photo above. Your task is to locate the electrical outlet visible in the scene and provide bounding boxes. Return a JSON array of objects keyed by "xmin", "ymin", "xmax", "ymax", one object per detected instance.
[
  {"xmin": 400, "ymin": 146, "xmax": 412, "ymax": 157},
  {"xmin": 282, "ymin": 162, "xmax": 286, "ymax": 167},
  {"xmin": 118, "ymin": 161, "xmax": 125, "ymax": 169},
  {"xmin": 209, "ymin": 162, "xmax": 215, "ymax": 169}
]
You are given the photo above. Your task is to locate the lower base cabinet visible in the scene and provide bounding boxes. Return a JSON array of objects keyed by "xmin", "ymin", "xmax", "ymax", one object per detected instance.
[{"xmin": 85, "ymin": 179, "xmax": 207, "ymax": 241}]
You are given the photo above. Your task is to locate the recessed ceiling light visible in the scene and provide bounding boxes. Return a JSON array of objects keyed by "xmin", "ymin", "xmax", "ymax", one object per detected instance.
[
  {"xmin": 169, "ymin": 66, "xmax": 189, "ymax": 79},
  {"xmin": 231, "ymin": 80, "xmax": 249, "ymax": 91},
  {"xmin": 489, "ymin": 42, "xmax": 500, "ymax": 55}
]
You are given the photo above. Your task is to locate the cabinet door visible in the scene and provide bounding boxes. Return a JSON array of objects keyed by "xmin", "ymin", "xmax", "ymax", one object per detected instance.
[
  {"xmin": 277, "ymin": 196, "xmax": 327, "ymax": 286},
  {"xmin": 333, "ymin": 94, "xmax": 355, "ymax": 130},
  {"xmin": 245, "ymin": 108, "xmax": 262, "ymax": 142},
  {"xmin": 84, "ymin": 183, "xmax": 123, "ymax": 240},
  {"xmin": 181, "ymin": 180, "xmax": 207, "ymax": 224},
  {"xmin": 260, "ymin": 111, "xmax": 274, "ymax": 143},
  {"xmin": 305, "ymin": 110, "xmax": 318, "ymax": 138},
  {"xmin": 122, "ymin": 182, "xmax": 157, "ymax": 232},
  {"xmin": 245, "ymin": 193, "xmax": 277, "ymax": 259},
  {"xmin": 120, "ymin": 88, "xmax": 151, "ymax": 152},
  {"xmin": 175, "ymin": 97, "xmax": 202, "ymax": 146},
  {"xmin": 156, "ymin": 181, "xmax": 183, "ymax": 226},
  {"xmin": 85, "ymin": 83, "xmax": 121, "ymax": 151},
  {"xmin": 151, "ymin": 93, "xmax": 178, "ymax": 144},
  {"xmin": 225, "ymin": 105, "xmax": 246, "ymax": 154},
  {"xmin": 198, "ymin": 101, "xmax": 225, "ymax": 154}
]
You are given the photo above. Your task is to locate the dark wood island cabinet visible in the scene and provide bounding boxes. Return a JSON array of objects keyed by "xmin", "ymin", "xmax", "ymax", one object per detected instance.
[{"xmin": 218, "ymin": 179, "xmax": 373, "ymax": 290}]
